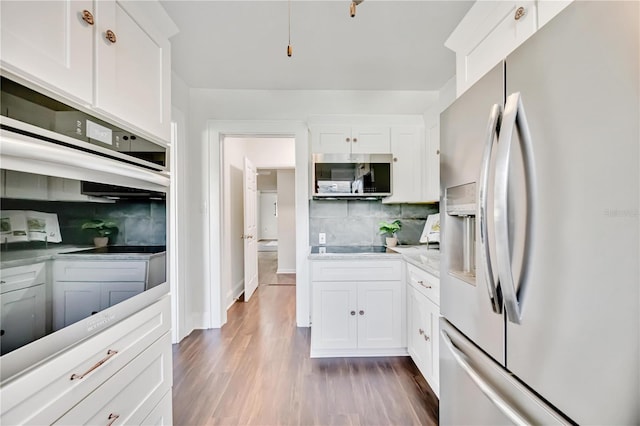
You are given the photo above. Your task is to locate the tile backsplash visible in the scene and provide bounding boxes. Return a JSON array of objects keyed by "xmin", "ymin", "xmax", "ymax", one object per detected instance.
[
  {"xmin": 309, "ymin": 200, "xmax": 438, "ymax": 246},
  {"xmin": 0, "ymin": 199, "xmax": 166, "ymax": 246}
]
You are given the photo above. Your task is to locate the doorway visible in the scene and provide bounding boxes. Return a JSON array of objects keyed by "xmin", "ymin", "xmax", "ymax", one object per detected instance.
[
  {"xmin": 206, "ymin": 121, "xmax": 310, "ymax": 329},
  {"xmin": 221, "ymin": 137, "xmax": 296, "ymax": 310}
]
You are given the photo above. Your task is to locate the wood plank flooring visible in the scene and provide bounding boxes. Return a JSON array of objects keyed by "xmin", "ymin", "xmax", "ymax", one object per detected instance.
[
  {"xmin": 172, "ymin": 280, "xmax": 438, "ymax": 425},
  {"xmin": 258, "ymin": 252, "xmax": 296, "ymax": 286}
]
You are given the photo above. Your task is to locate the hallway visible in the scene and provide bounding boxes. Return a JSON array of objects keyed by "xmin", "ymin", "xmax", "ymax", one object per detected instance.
[{"xmin": 172, "ymin": 278, "xmax": 438, "ymax": 425}]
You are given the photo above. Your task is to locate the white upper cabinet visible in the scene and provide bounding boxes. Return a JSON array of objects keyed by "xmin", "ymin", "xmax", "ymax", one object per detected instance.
[
  {"xmin": 94, "ymin": 1, "xmax": 171, "ymax": 142},
  {"xmin": 0, "ymin": 1, "xmax": 94, "ymax": 105},
  {"xmin": 311, "ymin": 125, "xmax": 390, "ymax": 154},
  {"xmin": 446, "ymin": 0, "xmax": 573, "ymax": 97},
  {"xmin": 0, "ymin": 0, "xmax": 174, "ymax": 143},
  {"xmin": 384, "ymin": 126, "xmax": 424, "ymax": 203}
]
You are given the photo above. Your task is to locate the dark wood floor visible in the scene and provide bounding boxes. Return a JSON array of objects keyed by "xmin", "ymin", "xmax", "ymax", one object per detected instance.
[{"xmin": 172, "ymin": 270, "xmax": 438, "ymax": 425}]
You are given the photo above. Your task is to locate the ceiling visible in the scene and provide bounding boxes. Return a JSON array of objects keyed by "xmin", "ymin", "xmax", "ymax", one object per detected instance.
[{"xmin": 160, "ymin": 1, "xmax": 473, "ymax": 91}]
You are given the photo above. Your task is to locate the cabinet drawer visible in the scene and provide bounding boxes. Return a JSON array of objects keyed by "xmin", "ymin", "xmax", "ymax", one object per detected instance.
[
  {"xmin": 0, "ymin": 263, "xmax": 46, "ymax": 294},
  {"xmin": 54, "ymin": 332, "xmax": 172, "ymax": 426},
  {"xmin": 312, "ymin": 260, "xmax": 401, "ymax": 282},
  {"xmin": 141, "ymin": 389, "xmax": 172, "ymax": 426},
  {"xmin": 54, "ymin": 261, "xmax": 146, "ymax": 282},
  {"xmin": 0, "ymin": 296, "xmax": 170, "ymax": 425},
  {"xmin": 407, "ymin": 263, "xmax": 439, "ymax": 305}
]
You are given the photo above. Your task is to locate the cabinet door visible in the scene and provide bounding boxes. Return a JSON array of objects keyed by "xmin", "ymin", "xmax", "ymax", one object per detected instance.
[
  {"xmin": 0, "ymin": 284, "xmax": 46, "ymax": 355},
  {"xmin": 455, "ymin": 1, "xmax": 536, "ymax": 95},
  {"xmin": 424, "ymin": 122, "xmax": 440, "ymax": 202},
  {"xmin": 357, "ymin": 281, "xmax": 402, "ymax": 349},
  {"xmin": 311, "ymin": 281, "xmax": 358, "ymax": 350},
  {"xmin": 54, "ymin": 282, "xmax": 101, "ymax": 330},
  {"xmin": 311, "ymin": 126, "xmax": 352, "ymax": 153},
  {"xmin": 4, "ymin": 170, "xmax": 49, "ymax": 200},
  {"xmin": 0, "ymin": 0, "xmax": 94, "ymax": 104},
  {"xmin": 351, "ymin": 126, "xmax": 391, "ymax": 154},
  {"xmin": 94, "ymin": 1, "xmax": 171, "ymax": 141},
  {"xmin": 421, "ymin": 294, "xmax": 440, "ymax": 396},
  {"xmin": 101, "ymin": 281, "xmax": 145, "ymax": 309},
  {"xmin": 386, "ymin": 126, "xmax": 423, "ymax": 203},
  {"xmin": 406, "ymin": 286, "xmax": 425, "ymax": 367}
]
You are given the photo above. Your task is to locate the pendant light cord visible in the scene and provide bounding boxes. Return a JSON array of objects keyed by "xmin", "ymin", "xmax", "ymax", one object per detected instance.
[{"xmin": 287, "ymin": 0, "xmax": 292, "ymax": 56}]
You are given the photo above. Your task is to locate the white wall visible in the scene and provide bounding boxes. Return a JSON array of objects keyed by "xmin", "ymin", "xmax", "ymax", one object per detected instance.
[
  {"xmin": 259, "ymin": 192, "xmax": 278, "ymax": 240},
  {"xmin": 185, "ymin": 88, "xmax": 438, "ymax": 331},
  {"xmin": 276, "ymin": 170, "xmax": 296, "ymax": 274}
]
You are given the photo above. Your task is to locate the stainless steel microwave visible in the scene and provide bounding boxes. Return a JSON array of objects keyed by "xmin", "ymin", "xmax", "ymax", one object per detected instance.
[{"xmin": 312, "ymin": 153, "xmax": 393, "ymax": 199}]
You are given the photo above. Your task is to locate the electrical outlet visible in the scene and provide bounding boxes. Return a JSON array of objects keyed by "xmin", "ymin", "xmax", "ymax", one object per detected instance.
[{"xmin": 319, "ymin": 232, "xmax": 326, "ymax": 245}]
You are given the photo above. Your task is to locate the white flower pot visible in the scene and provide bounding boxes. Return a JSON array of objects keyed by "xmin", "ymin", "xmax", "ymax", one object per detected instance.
[
  {"xmin": 385, "ymin": 237, "xmax": 398, "ymax": 247},
  {"xmin": 93, "ymin": 237, "xmax": 109, "ymax": 247}
]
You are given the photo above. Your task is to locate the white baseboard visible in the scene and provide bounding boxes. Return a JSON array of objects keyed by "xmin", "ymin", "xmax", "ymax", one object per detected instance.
[
  {"xmin": 227, "ymin": 279, "xmax": 244, "ymax": 310},
  {"xmin": 310, "ymin": 347, "xmax": 409, "ymax": 358},
  {"xmin": 276, "ymin": 268, "xmax": 296, "ymax": 274}
]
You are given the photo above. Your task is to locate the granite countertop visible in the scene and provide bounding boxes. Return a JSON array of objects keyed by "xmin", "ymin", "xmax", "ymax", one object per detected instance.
[
  {"xmin": 1, "ymin": 245, "xmax": 165, "ymax": 268},
  {"xmin": 307, "ymin": 244, "xmax": 441, "ymax": 277},
  {"xmin": 390, "ymin": 245, "xmax": 441, "ymax": 277}
]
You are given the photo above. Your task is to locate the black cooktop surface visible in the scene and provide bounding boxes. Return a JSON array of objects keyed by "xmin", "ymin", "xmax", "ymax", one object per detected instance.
[
  {"xmin": 310, "ymin": 245, "xmax": 391, "ymax": 254},
  {"xmin": 69, "ymin": 245, "xmax": 166, "ymax": 254}
]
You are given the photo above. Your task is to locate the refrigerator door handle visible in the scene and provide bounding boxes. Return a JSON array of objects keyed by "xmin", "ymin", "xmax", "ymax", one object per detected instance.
[
  {"xmin": 494, "ymin": 92, "xmax": 537, "ymax": 324},
  {"xmin": 441, "ymin": 329, "xmax": 529, "ymax": 426},
  {"xmin": 478, "ymin": 103, "xmax": 503, "ymax": 313}
]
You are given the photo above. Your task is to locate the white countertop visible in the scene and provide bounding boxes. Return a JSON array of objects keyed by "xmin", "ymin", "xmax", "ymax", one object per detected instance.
[
  {"xmin": 0, "ymin": 245, "xmax": 165, "ymax": 268},
  {"xmin": 308, "ymin": 245, "xmax": 441, "ymax": 277}
]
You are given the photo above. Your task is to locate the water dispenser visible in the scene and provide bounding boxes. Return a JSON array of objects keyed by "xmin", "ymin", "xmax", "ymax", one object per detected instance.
[{"xmin": 445, "ymin": 182, "xmax": 476, "ymax": 284}]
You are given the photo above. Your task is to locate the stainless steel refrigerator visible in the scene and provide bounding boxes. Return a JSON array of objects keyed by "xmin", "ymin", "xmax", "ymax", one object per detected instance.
[{"xmin": 439, "ymin": 2, "xmax": 639, "ymax": 424}]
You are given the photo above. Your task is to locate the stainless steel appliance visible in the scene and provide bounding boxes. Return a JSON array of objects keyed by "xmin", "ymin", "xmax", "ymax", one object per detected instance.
[
  {"xmin": 439, "ymin": 2, "xmax": 639, "ymax": 424},
  {"xmin": 312, "ymin": 153, "xmax": 392, "ymax": 199}
]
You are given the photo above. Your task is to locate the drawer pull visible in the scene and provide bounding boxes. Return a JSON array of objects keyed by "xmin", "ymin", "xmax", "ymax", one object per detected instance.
[
  {"xmin": 417, "ymin": 280, "xmax": 432, "ymax": 289},
  {"xmin": 107, "ymin": 413, "xmax": 120, "ymax": 426},
  {"xmin": 418, "ymin": 328, "xmax": 424, "ymax": 335},
  {"xmin": 70, "ymin": 349, "xmax": 118, "ymax": 380},
  {"xmin": 424, "ymin": 335, "xmax": 430, "ymax": 342},
  {"xmin": 350, "ymin": 310, "xmax": 356, "ymax": 316},
  {"xmin": 359, "ymin": 310, "xmax": 365, "ymax": 315},
  {"xmin": 0, "ymin": 281, "xmax": 5, "ymax": 284}
]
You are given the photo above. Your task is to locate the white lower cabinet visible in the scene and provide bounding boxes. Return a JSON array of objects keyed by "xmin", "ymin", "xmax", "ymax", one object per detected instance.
[
  {"xmin": 0, "ymin": 262, "xmax": 47, "ymax": 355},
  {"xmin": 53, "ymin": 260, "xmax": 147, "ymax": 330},
  {"xmin": 141, "ymin": 390, "xmax": 173, "ymax": 425},
  {"xmin": 0, "ymin": 295, "xmax": 172, "ymax": 425},
  {"xmin": 406, "ymin": 265, "xmax": 440, "ymax": 397},
  {"xmin": 310, "ymin": 259, "xmax": 405, "ymax": 357}
]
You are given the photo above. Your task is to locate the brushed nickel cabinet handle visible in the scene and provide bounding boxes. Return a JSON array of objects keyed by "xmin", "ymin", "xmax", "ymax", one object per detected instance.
[
  {"xmin": 424, "ymin": 335, "xmax": 430, "ymax": 342},
  {"xmin": 350, "ymin": 310, "xmax": 356, "ymax": 316},
  {"xmin": 353, "ymin": 138, "xmax": 358, "ymax": 143},
  {"xmin": 346, "ymin": 137, "xmax": 351, "ymax": 142},
  {"xmin": 107, "ymin": 413, "xmax": 120, "ymax": 426},
  {"xmin": 393, "ymin": 157, "xmax": 398, "ymax": 162},
  {"xmin": 81, "ymin": 10, "xmax": 94, "ymax": 25},
  {"xmin": 105, "ymin": 30, "xmax": 117, "ymax": 43},
  {"xmin": 418, "ymin": 328, "xmax": 424, "ymax": 335},
  {"xmin": 70, "ymin": 349, "xmax": 118, "ymax": 380},
  {"xmin": 514, "ymin": 6, "xmax": 526, "ymax": 21},
  {"xmin": 359, "ymin": 310, "xmax": 364, "ymax": 315},
  {"xmin": 0, "ymin": 280, "xmax": 5, "ymax": 284}
]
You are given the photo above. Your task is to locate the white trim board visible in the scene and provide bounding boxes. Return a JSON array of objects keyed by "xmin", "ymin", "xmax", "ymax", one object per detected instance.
[{"xmin": 206, "ymin": 120, "xmax": 310, "ymax": 329}]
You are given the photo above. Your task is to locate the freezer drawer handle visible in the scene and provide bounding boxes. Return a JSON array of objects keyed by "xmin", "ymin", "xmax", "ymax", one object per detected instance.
[
  {"xmin": 494, "ymin": 92, "xmax": 537, "ymax": 324},
  {"xmin": 441, "ymin": 329, "xmax": 529, "ymax": 426},
  {"xmin": 478, "ymin": 103, "xmax": 503, "ymax": 314}
]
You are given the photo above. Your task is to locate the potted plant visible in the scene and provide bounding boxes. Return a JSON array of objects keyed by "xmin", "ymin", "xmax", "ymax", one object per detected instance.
[
  {"xmin": 82, "ymin": 219, "xmax": 119, "ymax": 247},
  {"xmin": 379, "ymin": 220, "xmax": 401, "ymax": 247}
]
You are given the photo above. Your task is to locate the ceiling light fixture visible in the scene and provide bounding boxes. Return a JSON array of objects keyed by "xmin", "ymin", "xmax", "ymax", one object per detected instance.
[
  {"xmin": 287, "ymin": 0, "xmax": 293, "ymax": 57},
  {"xmin": 350, "ymin": 0, "xmax": 364, "ymax": 18}
]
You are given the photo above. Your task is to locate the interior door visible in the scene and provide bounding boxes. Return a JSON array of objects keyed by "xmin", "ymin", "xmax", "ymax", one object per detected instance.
[
  {"xmin": 243, "ymin": 158, "xmax": 259, "ymax": 301},
  {"xmin": 502, "ymin": 2, "xmax": 639, "ymax": 424}
]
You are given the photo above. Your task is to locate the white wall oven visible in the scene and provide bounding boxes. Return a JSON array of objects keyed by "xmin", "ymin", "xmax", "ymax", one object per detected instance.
[{"xmin": 0, "ymin": 77, "xmax": 170, "ymax": 382}]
